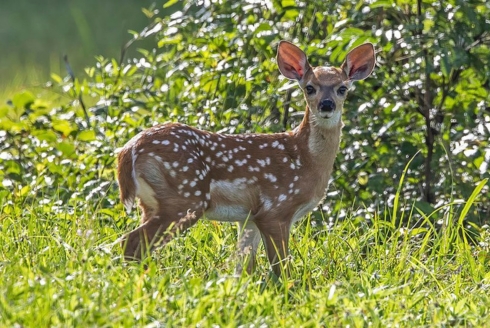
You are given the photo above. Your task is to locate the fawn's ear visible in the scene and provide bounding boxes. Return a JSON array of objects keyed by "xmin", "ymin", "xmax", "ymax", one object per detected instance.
[
  {"xmin": 341, "ymin": 43, "xmax": 376, "ymax": 81},
  {"xmin": 277, "ymin": 41, "xmax": 311, "ymax": 81}
]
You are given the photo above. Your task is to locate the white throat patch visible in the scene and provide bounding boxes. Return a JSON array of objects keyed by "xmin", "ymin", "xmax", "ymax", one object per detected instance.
[{"xmin": 316, "ymin": 109, "xmax": 342, "ymax": 130}]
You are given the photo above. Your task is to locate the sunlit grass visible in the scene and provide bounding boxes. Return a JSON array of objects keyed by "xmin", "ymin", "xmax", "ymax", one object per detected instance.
[{"xmin": 1, "ymin": 180, "xmax": 489, "ymax": 326}]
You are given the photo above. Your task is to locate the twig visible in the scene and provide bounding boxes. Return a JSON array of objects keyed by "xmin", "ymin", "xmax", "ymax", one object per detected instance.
[
  {"xmin": 115, "ymin": 37, "xmax": 137, "ymax": 84},
  {"xmin": 63, "ymin": 55, "xmax": 90, "ymax": 128},
  {"xmin": 115, "ymin": 20, "xmax": 161, "ymax": 85}
]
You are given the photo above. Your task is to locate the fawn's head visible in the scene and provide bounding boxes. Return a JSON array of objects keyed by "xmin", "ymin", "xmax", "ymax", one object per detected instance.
[{"xmin": 277, "ymin": 41, "xmax": 375, "ymax": 127}]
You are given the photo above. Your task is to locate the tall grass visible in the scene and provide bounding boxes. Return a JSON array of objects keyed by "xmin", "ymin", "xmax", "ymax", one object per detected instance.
[{"xmin": 1, "ymin": 176, "xmax": 489, "ymax": 326}]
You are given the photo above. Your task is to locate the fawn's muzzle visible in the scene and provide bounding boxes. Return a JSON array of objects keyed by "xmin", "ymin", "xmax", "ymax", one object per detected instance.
[{"xmin": 319, "ymin": 99, "xmax": 335, "ymax": 117}]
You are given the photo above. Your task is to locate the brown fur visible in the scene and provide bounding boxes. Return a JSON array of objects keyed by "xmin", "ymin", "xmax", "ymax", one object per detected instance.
[
  {"xmin": 117, "ymin": 147, "xmax": 136, "ymax": 210},
  {"xmin": 117, "ymin": 41, "xmax": 375, "ymax": 276}
]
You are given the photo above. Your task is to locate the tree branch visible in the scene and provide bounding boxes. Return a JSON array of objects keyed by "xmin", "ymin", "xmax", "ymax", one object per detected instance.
[{"xmin": 416, "ymin": 0, "xmax": 435, "ymax": 203}]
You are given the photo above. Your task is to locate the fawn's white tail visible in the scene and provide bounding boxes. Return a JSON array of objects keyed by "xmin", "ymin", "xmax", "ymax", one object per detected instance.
[{"xmin": 117, "ymin": 41, "xmax": 375, "ymax": 276}]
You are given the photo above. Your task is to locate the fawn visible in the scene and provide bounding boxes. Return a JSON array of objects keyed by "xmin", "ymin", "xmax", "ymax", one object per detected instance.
[{"xmin": 117, "ymin": 41, "xmax": 375, "ymax": 276}]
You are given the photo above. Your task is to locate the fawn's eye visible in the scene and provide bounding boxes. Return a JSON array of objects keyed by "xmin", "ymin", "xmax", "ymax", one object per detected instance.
[
  {"xmin": 337, "ymin": 86, "xmax": 348, "ymax": 96},
  {"xmin": 305, "ymin": 85, "xmax": 316, "ymax": 95}
]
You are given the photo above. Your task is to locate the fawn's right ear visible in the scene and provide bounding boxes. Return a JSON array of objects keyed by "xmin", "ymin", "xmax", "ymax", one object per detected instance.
[
  {"xmin": 341, "ymin": 43, "xmax": 376, "ymax": 82},
  {"xmin": 277, "ymin": 41, "xmax": 311, "ymax": 81}
]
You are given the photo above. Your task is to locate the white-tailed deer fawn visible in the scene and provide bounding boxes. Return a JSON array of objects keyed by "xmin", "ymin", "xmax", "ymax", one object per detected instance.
[{"xmin": 117, "ymin": 41, "xmax": 375, "ymax": 276}]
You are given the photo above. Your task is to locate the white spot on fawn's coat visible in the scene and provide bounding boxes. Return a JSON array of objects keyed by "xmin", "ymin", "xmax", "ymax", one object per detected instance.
[{"xmin": 264, "ymin": 173, "xmax": 277, "ymax": 183}]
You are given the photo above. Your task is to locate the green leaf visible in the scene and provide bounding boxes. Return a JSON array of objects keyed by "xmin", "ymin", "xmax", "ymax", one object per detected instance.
[
  {"xmin": 32, "ymin": 130, "xmax": 58, "ymax": 143},
  {"xmin": 51, "ymin": 73, "xmax": 63, "ymax": 84},
  {"xmin": 77, "ymin": 130, "xmax": 96, "ymax": 142},
  {"xmin": 440, "ymin": 54, "xmax": 451, "ymax": 78},
  {"xmin": 12, "ymin": 91, "xmax": 35, "ymax": 110},
  {"xmin": 369, "ymin": 0, "xmax": 393, "ymax": 9},
  {"xmin": 163, "ymin": 0, "xmax": 179, "ymax": 8},
  {"xmin": 357, "ymin": 171, "xmax": 369, "ymax": 186},
  {"xmin": 56, "ymin": 141, "xmax": 76, "ymax": 158},
  {"xmin": 254, "ymin": 23, "xmax": 272, "ymax": 34},
  {"xmin": 0, "ymin": 105, "xmax": 9, "ymax": 118},
  {"xmin": 52, "ymin": 120, "xmax": 75, "ymax": 136},
  {"xmin": 5, "ymin": 160, "xmax": 21, "ymax": 175},
  {"xmin": 473, "ymin": 156, "xmax": 484, "ymax": 169},
  {"xmin": 458, "ymin": 179, "xmax": 488, "ymax": 228}
]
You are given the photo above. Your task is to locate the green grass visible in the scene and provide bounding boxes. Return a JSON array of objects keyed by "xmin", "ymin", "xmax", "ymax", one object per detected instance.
[{"xmin": 1, "ymin": 181, "xmax": 489, "ymax": 327}]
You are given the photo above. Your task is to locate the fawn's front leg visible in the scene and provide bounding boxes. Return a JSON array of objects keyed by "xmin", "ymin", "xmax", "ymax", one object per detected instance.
[
  {"xmin": 236, "ymin": 221, "xmax": 262, "ymax": 275},
  {"xmin": 256, "ymin": 217, "xmax": 292, "ymax": 277}
]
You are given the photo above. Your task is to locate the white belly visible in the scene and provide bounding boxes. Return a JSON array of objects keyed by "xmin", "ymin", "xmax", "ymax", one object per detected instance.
[
  {"xmin": 202, "ymin": 179, "xmax": 322, "ymax": 224},
  {"xmin": 204, "ymin": 205, "xmax": 253, "ymax": 222},
  {"xmin": 203, "ymin": 179, "xmax": 256, "ymax": 222}
]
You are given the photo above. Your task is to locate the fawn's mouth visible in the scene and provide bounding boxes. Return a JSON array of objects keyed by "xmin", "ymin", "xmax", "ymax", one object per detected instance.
[{"xmin": 319, "ymin": 108, "xmax": 336, "ymax": 118}]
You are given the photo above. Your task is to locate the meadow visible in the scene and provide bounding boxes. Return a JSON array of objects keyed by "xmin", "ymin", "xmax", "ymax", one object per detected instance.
[
  {"xmin": 1, "ymin": 0, "xmax": 489, "ymax": 327},
  {"xmin": 2, "ymin": 180, "xmax": 489, "ymax": 326}
]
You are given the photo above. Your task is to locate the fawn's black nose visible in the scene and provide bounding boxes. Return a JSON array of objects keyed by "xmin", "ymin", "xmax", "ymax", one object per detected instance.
[{"xmin": 319, "ymin": 99, "xmax": 335, "ymax": 113}]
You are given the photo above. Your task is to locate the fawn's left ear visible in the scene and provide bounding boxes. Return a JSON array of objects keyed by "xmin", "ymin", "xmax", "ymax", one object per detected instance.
[
  {"xmin": 341, "ymin": 43, "xmax": 376, "ymax": 81},
  {"xmin": 277, "ymin": 41, "xmax": 311, "ymax": 81}
]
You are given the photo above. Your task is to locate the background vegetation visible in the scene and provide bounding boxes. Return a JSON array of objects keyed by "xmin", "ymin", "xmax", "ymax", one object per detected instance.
[
  {"xmin": 1, "ymin": 0, "xmax": 489, "ymax": 326},
  {"xmin": 0, "ymin": 0, "xmax": 153, "ymax": 102}
]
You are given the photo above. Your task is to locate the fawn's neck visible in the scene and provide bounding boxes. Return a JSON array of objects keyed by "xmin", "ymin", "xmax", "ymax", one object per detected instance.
[
  {"xmin": 286, "ymin": 107, "xmax": 342, "ymax": 201},
  {"xmin": 293, "ymin": 107, "xmax": 343, "ymax": 161}
]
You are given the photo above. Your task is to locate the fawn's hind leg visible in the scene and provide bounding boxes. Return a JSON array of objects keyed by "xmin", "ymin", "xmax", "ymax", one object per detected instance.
[
  {"xmin": 122, "ymin": 158, "xmax": 210, "ymax": 260},
  {"xmin": 122, "ymin": 190, "xmax": 208, "ymax": 261}
]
